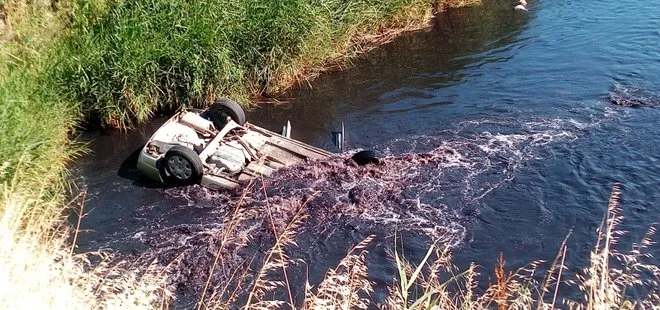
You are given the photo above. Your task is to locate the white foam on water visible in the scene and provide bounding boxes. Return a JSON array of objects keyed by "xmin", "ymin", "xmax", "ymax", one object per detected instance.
[{"xmin": 260, "ymin": 117, "xmax": 595, "ymax": 245}]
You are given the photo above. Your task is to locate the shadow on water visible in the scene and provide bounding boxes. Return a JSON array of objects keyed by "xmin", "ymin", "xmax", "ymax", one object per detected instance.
[
  {"xmin": 116, "ymin": 146, "xmax": 143, "ymax": 182},
  {"xmin": 116, "ymin": 145, "xmax": 175, "ymax": 189}
]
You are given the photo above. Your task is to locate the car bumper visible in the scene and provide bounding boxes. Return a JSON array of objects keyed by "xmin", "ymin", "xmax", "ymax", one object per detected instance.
[{"xmin": 137, "ymin": 148, "xmax": 164, "ymax": 183}]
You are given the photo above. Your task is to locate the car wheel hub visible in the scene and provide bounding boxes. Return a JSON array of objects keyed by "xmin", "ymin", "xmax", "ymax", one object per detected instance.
[{"xmin": 168, "ymin": 155, "xmax": 192, "ymax": 180}]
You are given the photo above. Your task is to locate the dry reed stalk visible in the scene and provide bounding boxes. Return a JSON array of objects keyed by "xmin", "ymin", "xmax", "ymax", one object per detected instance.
[
  {"xmin": 550, "ymin": 244, "xmax": 568, "ymax": 309},
  {"xmin": 244, "ymin": 182, "xmax": 312, "ymax": 309},
  {"xmin": 303, "ymin": 235, "xmax": 375, "ymax": 310},
  {"xmin": 537, "ymin": 231, "xmax": 572, "ymax": 310},
  {"xmin": 495, "ymin": 253, "xmax": 509, "ymax": 310},
  {"xmin": 197, "ymin": 180, "xmax": 256, "ymax": 309},
  {"xmin": 69, "ymin": 191, "xmax": 86, "ymax": 256},
  {"xmin": 566, "ymin": 184, "xmax": 660, "ymax": 309},
  {"xmin": 262, "ymin": 181, "xmax": 296, "ymax": 309}
]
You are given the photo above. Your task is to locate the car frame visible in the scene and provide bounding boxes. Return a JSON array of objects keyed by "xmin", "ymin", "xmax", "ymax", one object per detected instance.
[{"xmin": 136, "ymin": 99, "xmax": 333, "ymax": 190}]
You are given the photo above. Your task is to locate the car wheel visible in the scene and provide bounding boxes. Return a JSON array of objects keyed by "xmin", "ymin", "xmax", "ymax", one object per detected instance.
[
  {"xmin": 163, "ymin": 146, "xmax": 204, "ymax": 184},
  {"xmin": 206, "ymin": 98, "xmax": 246, "ymax": 127},
  {"xmin": 351, "ymin": 150, "xmax": 380, "ymax": 166}
]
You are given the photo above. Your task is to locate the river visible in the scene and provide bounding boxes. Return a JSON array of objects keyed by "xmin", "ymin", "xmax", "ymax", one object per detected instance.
[{"xmin": 72, "ymin": 0, "xmax": 660, "ymax": 307}]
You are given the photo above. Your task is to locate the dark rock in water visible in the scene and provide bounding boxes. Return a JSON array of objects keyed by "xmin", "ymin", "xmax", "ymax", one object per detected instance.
[{"xmin": 609, "ymin": 85, "xmax": 660, "ymax": 107}]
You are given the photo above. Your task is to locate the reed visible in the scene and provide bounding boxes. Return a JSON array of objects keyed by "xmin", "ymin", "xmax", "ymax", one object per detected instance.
[
  {"xmin": 383, "ymin": 185, "xmax": 659, "ymax": 310},
  {"xmin": 195, "ymin": 185, "xmax": 658, "ymax": 309}
]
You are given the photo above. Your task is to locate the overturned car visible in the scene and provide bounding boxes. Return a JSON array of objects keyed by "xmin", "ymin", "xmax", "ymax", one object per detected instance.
[{"xmin": 136, "ymin": 99, "xmax": 336, "ymax": 190}]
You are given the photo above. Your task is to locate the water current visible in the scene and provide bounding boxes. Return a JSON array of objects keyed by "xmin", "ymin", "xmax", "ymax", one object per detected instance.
[{"xmin": 72, "ymin": 0, "xmax": 660, "ymax": 307}]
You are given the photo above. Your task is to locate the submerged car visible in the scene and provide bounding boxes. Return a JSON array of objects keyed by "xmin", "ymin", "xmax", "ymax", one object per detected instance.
[{"xmin": 137, "ymin": 99, "xmax": 334, "ymax": 190}]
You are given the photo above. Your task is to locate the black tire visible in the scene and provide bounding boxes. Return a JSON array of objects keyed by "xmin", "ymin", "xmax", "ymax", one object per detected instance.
[
  {"xmin": 205, "ymin": 98, "xmax": 246, "ymax": 127},
  {"xmin": 351, "ymin": 150, "xmax": 380, "ymax": 166},
  {"xmin": 163, "ymin": 146, "xmax": 204, "ymax": 185}
]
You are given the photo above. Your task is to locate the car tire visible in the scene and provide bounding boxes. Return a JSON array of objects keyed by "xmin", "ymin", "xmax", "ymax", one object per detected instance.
[
  {"xmin": 206, "ymin": 98, "xmax": 246, "ymax": 127},
  {"xmin": 163, "ymin": 146, "xmax": 204, "ymax": 185},
  {"xmin": 351, "ymin": 150, "xmax": 380, "ymax": 166}
]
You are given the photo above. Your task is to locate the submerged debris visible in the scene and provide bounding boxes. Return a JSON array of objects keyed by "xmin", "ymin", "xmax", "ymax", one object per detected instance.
[{"xmin": 609, "ymin": 84, "xmax": 660, "ymax": 107}]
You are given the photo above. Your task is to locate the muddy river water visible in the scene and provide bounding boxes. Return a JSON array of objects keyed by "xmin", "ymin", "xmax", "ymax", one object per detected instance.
[{"xmin": 72, "ymin": 0, "xmax": 660, "ymax": 307}]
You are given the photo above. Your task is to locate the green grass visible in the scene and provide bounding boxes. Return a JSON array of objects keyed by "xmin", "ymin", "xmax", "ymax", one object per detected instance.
[
  {"xmin": 53, "ymin": 0, "xmax": 444, "ymax": 127},
  {"xmin": 0, "ymin": 0, "xmax": 78, "ymax": 207}
]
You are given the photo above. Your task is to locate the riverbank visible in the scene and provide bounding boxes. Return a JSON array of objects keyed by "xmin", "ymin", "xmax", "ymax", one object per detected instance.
[
  {"xmin": 0, "ymin": 0, "xmax": 479, "ymax": 308},
  {"xmin": 0, "ymin": 2, "xmax": 169, "ymax": 307},
  {"xmin": 54, "ymin": 0, "xmax": 480, "ymax": 128}
]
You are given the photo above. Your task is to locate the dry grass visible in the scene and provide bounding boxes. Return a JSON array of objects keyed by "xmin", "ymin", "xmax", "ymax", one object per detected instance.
[
  {"xmin": 243, "ymin": 188, "xmax": 310, "ymax": 310},
  {"xmin": 382, "ymin": 185, "xmax": 659, "ymax": 310},
  {"xmin": 0, "ymin": 177, "xmax": 172, "ymax": 309},
  {"xmin": 566, "ymin": 185, "xmax": 660, "ymax": 309},
  {"xmin": 302, "ymin": 235, "xmax": 375, "ymax": 310},
  {"xmin": 191, "ymin": 184, "xmax": 658, "ymax": 310}
]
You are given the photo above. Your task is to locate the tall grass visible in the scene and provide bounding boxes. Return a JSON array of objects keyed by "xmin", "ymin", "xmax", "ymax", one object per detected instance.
[
  {"xmin": 1, "ymin": 1, "xmax": 169, "ymax": 308},
  {"xmin": 1, "ymin": 0, "xmax": 78, "ymax": 228},
  {"xmin": 0, "ymin": 77, "xmax": 169, "ymax": 307},
  {"xmin": 196, "ymin": 185, "xmax": 658, "ymax": 309},
  {"xmin": 53, "ymin": 0, "xmax": 474, "ymax": 127}
]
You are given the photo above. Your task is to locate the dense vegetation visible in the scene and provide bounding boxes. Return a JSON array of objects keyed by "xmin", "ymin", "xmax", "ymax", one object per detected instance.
[{"xmin": 54, "ymin": 0, "xmax": 451, "ymax": 127}]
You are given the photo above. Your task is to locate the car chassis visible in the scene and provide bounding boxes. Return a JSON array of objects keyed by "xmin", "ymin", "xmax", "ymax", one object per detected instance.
[{"xmin": 137, "ymin": 99, "xmax": 332, "ymax": 190}]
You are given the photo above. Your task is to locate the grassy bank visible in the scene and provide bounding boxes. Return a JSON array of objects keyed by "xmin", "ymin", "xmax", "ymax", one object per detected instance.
[
  {"xmin": 0, "ymin": 1, "xmax": 169, "ymax": 307},
  {"xmin": 54, "ymin": 0, "xmax": 477, "ymax": 127}
]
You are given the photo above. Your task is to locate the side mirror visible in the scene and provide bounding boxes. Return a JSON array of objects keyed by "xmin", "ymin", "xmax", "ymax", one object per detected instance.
[{"xmin": 332, "ymin": 121, "xmax": 345, "ymax": 152}]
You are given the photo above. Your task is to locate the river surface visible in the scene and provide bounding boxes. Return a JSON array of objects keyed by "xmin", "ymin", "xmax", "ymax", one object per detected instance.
[{"xmin": 73, "ymin": 0, "xmax": 660, "ymax": 307}]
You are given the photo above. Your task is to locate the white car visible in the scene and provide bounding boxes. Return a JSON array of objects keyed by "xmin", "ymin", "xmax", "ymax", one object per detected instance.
[{"xmin": 137, "ymin": 99, "xmax": 335, "ymax": 190}]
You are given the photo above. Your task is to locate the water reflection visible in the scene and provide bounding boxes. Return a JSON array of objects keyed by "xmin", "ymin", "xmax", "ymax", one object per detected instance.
[{"xmin": 248, "ymin": 0, "xmax": 530, "ymax": 150}]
